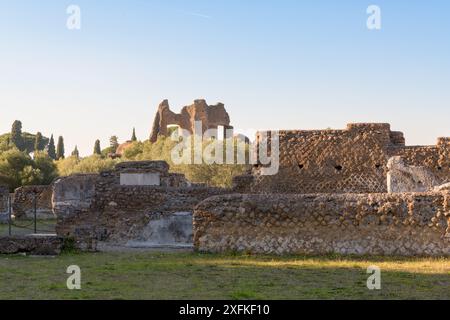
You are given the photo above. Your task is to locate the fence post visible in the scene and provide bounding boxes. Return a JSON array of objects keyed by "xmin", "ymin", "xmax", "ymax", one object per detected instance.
[
  {"xmin": 34, "ymin": 193, "xmax": 37, "ymax": 234},
  {"xmin": 8, "ymin": 194, "xmax": 12, "ymax": 236}
]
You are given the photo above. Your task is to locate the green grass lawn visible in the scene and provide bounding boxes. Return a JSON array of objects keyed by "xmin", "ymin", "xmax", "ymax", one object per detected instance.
[{"xmin": 0, "ymin": 251, "xmax": 449, "ymax": 300}]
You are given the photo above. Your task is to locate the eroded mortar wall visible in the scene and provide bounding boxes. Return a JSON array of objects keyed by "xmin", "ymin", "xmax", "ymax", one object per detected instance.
[
  {"xmin": 236, "ymin": 124, "xmax": 449, "ymax": 194},
  {"xmin": 194, "ymin": 192, "xmax": 450, "ymax": 256}
]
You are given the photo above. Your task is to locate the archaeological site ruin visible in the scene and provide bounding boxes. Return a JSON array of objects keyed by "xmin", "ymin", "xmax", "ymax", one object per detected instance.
[
  {"xmin": 150, "ymin": 99, "xmax": 232, "ymax": 142},
  {"xmin": 0, "ymin": 100, "xmax": 449, "ymax": 256}
]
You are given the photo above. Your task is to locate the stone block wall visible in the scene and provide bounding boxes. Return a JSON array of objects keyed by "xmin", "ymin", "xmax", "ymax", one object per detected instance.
[
  {"xmin": 235, "ymin": 123, "xmax": 449, "ymax": 194},
  {"xmin": 54, "ymin": 161, "xmax": 229, "ymax": 249},
  {"xmin": 194, "ymin": 192, "xmax": 450, "ymax": 256},
  {"xmin": 12, "ymin": 185, "xmax": 54, "ymax": 220}
]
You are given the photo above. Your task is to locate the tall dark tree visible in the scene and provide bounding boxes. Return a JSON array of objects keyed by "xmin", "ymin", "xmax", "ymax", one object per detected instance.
[
  {"xmin": 56, "ymin": 136, "xmax": 65, "ymax": 160},
  {"xmin": 11, "ymin": 120, "xmax": 24, "ymax": 151},
  {"xmin": 71, "ymin": 145, "xmax": 80, "ymax": 158},
  {"xmin": 131, "ymin": 128, "xmax": 137, "ymax": 142},
  {"xmin": 110, "ymin": 136, "xmax": 119, "ymax": 153},
  {"xmin": 93, "ymin": 140, "xmax": 101, "ymax": 155},
  {"xmin": 47, "ymin": 134, "xmax": 56, "ymax": 160},
  {"xmin": 34, "ymin": 132, "xmax": 43, "ymax": 152}
]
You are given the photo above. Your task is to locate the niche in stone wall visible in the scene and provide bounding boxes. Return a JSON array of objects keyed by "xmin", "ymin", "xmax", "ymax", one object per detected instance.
[{"xmin": 120, "ymin": 173, "xmax": 161, "ymax": 186}]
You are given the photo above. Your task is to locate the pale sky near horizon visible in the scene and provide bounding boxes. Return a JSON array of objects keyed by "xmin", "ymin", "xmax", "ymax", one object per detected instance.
[{"xmin": 0, "ymin": 0, "xmax": 449, "ymax": 156}]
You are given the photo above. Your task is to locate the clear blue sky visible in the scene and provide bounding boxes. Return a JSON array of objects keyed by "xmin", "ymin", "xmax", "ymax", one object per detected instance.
[{"xmin": 0, "ymin": 0, "xmax": 449, "ymax": 156}]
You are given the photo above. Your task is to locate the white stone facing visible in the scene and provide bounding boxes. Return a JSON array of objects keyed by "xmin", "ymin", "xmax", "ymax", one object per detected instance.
[{"xmin": 120, "ymin": 173, "xmax": 161, "ymax": 186}]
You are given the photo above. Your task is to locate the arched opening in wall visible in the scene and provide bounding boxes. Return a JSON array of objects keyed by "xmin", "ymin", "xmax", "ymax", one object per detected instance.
[
  {"xmin": 167, "ymin": 125, "xmax": 181, "ymax": 138},
  {"xmin": 335, "ymin": 165, "xmax": 343, "ymax": 172},
  {"xmin": 375, "ymin": 164, "xmax": 382, "ymax": 169}
]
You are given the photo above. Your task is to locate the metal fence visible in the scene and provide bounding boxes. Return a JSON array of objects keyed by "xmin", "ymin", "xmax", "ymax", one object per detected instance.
[{"xmin": 5, "ymin": 194, "xmax": 56, "ymax": 236}]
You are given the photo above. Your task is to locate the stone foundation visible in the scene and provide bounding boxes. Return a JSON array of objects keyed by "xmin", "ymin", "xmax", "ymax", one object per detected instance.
[{"xmin": 194, "ymin": 192, "xmax": 450, "ymax": 256}]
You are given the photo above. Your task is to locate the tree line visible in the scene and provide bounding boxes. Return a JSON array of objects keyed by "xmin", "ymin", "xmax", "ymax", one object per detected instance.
[{"xmin": 0, "ymin": 120, "xmax": 139, "ymax": 191}]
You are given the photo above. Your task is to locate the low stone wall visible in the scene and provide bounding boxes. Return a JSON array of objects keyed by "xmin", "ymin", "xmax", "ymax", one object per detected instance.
[
  {"xmin": 0, "ymin": 235, "xmax": 64, "ymax": 255},
  {"xmin": 194, "ymin": 192, "xmax": 450, "ymax": 256},
  {"xmin": 13, "ymin": 185, "xmax": 54, "ymax": 220}
]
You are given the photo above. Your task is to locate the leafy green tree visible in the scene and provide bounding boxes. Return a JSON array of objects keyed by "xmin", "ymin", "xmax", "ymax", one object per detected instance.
[
  {"xmin": 56, "ymin": 136, "xmax": 65, "ymax": 160},
  {"xmin": 71, "ymin": 146, "xmax": 80, "ymax": 159},
  {"xmin": 47, "ymin": 135, "xmax": 56, "ymax": 160},
  {"xmin": 10, "ymin": 120, "xmax": 24, "ymax": 151},
  {"xmin": 131, "ymin": 128, "xmax": 137, "ymax": 142},
  {"xmin": 34, "ymin": 132, "xmax": 43, "ymax": 152},
  {"xmin": 110, "ymin": 136, "xmax": 119, "ymax": 153},
  {"xmin": 56, "ymin": 155, "xmax": 117, "ymax": 177},
  {"xmin": 33, "ymin": 152, "xmax": 58, "ymax": 184},
  {"xmin": 93, "ymin": 140, "xmax": 101, "ymax": 155},
  {"xmin": 0, "ymin": 148, "xmax": 57, "ymax": 191}
]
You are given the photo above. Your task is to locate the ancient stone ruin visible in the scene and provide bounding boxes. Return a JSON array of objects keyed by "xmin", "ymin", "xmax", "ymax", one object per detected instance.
[
  {"xmin": 13, "ymin": 185, "xmax": 54, "ymax": 220},
  {"xmin": 150, "ymin": 99, "xmax": 232, "ymax": 142},
  {"xmin": 53, "ymin": 161, "xmax": 229, "ymax": 250},
  {"xmin": 194, "ymin": 124, "xmax": 449, "ymax": 255},
  {"xmin": 1, "ymin": 120, "xmax": 449, "ymax": 256},
  {"xmin": 233, "ymin": 123, "xmax": 449, "ymax": 194}
]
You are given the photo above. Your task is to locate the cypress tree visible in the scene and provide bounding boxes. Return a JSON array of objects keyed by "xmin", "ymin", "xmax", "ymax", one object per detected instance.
[
  {"xmin": 93, "ymin": 140, "xmax": 101, "ymax": 155},
  {"xmin": 11, "ymin": 120, "xmax": 24, "ymax": 151},
  {"xmin": 47, "ymin": 135, "xmax": 56, "ymax": 160},
  {"xmin": 56, "ymin": 136, "xmax": 65, "ymax": 160},
  {"xmin": 110, "ymin": 136, "xmax": 119, "ymax": 153},
  {"xmin": 131, "ymin": 128, "xmax": 137, "ymax": 142},
  {"xmin": 34, "ymin": 132, "xmax": 43, "ymax": 152},
  {"xmin": 71, "ymin": 145, "xmax": 80, "ymax": 159}
]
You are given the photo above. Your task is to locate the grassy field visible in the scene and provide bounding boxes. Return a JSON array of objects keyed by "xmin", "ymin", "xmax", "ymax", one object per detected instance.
[{"xmin": 0, "ymin": 251, "xmax": 449, "ymax": 300}]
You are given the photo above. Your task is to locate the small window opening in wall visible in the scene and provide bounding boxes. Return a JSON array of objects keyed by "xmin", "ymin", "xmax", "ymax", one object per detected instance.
[
  {"xmin": 437, "ymin": 166, "xmax": 442, "ymax": 170},
  {"xmin": 375, "ymin": 164, "xmax": 382, "ymax": 169},
  {"xmin": 298, "ymin": 164, "xmax": 304, "ymax": 169},
  {"xmin": 167, "ymin": 125, "xmax": 180, "ymax": 137},
  {"xmin": 335, "ymin": 165, "xmax": 343, "ymax": 171}
]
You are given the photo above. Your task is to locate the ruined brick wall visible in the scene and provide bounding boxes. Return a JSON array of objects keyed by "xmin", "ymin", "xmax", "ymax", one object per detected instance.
[
  {"xmin": 54, "ymin": 161, "xmax": 229, "ymax": 249},
  {"xmin": 13, "ymin": 185, "xmax": 54, "ymax": 220},
  {"xmin": 194, "ymin": 192, "xmax": 450, "ymax": 256},
  {"xmin": 236, "ymin": 123, "xmax": 449, "ymax": 194},
  {"xmin": 150, "ymin": 99, "xmax": 232, "ymax": 142}
]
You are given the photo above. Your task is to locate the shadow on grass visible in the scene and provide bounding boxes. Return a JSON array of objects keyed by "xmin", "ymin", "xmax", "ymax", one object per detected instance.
[{"xmin": 0, "ymin": 251, "xmax": 449, "ymax": 300}]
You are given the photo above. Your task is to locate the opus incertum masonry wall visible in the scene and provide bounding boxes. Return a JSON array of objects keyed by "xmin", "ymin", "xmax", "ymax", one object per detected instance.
[{"xmin": 194, "ymin": 192, "xmax": 450, "ymax": 256}]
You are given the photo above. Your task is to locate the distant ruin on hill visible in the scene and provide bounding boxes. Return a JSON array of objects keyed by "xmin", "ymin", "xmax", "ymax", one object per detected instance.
[{"xmin": 149, "ymin": 99, "xmax": 232, "ymax": 142}]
